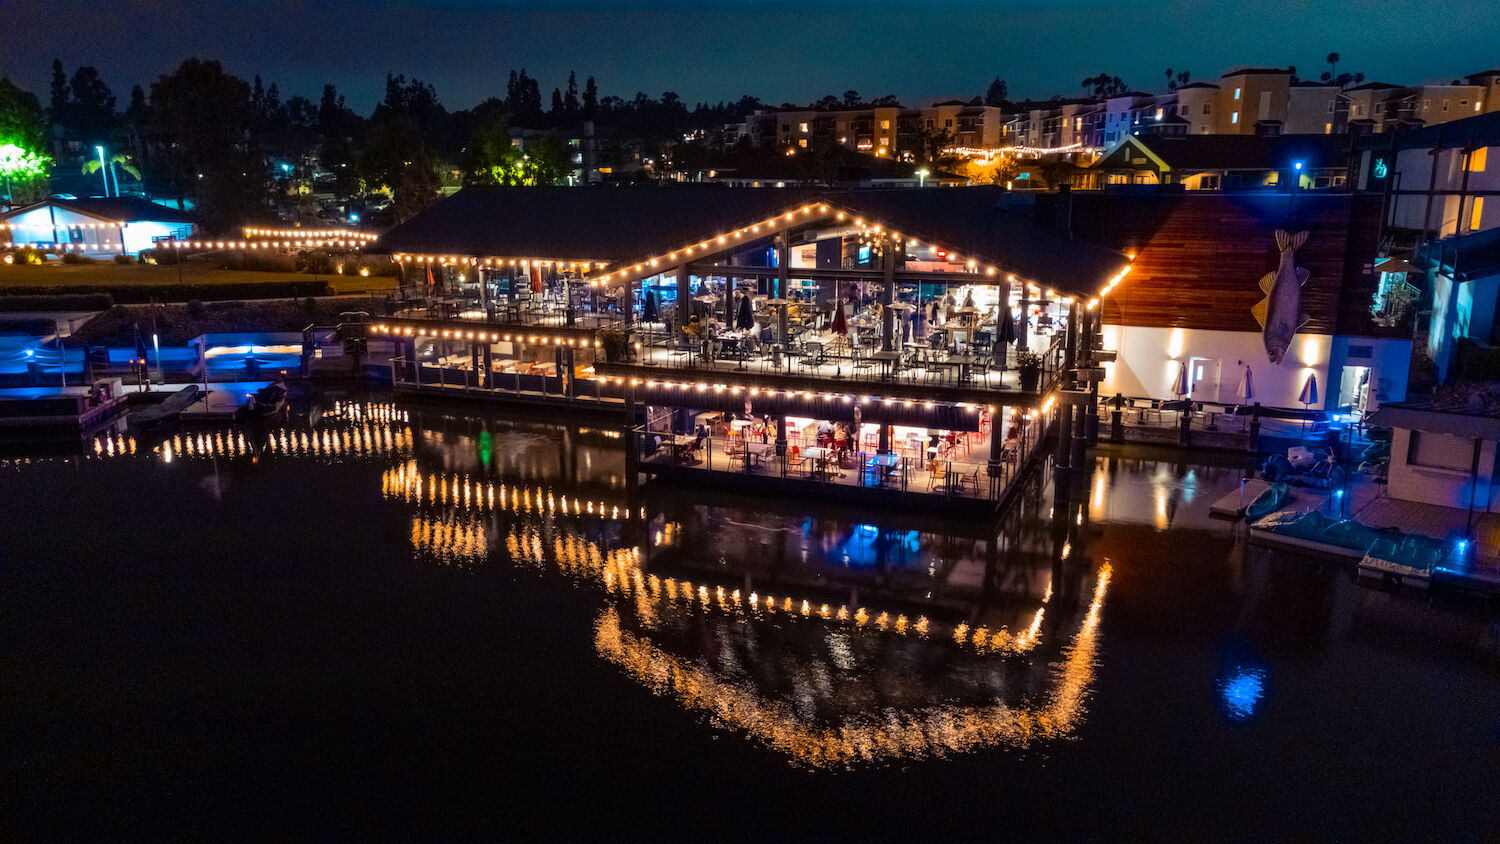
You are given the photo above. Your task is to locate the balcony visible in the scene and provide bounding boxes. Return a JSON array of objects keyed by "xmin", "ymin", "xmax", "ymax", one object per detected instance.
[
  {"xmin": 600, "ymin": 324, "xmax": 1065, "ymax": 406},
  {"xmin": 372, "ymin": 289, "xmax": 624, "ymax": 332}
]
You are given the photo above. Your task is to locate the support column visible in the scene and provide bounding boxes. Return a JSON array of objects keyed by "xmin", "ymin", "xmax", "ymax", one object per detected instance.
[
  {"xmin": 1017, "ymin": 285, "xmax": 1030, "ymax": 351},
  {"xmin": 880, "ymin": 246, "xmax": 897, "ymax": 352},
  {"xmin": 623, "ymin": 276, "xmax": 635, "ymax": 327},
  {"xmin": 1084, "ymin": 307, "xmax": 1101, "ymax": 445},
  {"xmin": 471, "ymin": 341, "xmax": 482, "ymax": 388},
  {"xmin": 877, "ymin": 420, "xmax": 890, "ymax": 454},
  {"xmin": 775, "ymin": 234, "xmax": 789, "ymax": 301},
  {"xmin": 675, "ymin": 265, "xmax": 691, "ymax": 335},
  {"xmin": 564, "ymin": 347, "xmax": 576, "ymax": 398},
  {"xmin": 988, "ymin": 404, "xmax": 1006, "ymax": 475},
  {"xmin": 775, "ymin": 413, "xmax": 788, "ymax": 457}
]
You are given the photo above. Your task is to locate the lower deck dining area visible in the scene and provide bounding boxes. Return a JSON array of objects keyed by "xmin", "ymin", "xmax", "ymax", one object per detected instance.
[{"xmin": 635, "ymin": 403, "xmax": 1046, "ymax": 505}]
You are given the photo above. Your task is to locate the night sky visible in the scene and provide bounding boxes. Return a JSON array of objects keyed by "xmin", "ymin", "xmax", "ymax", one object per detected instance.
[{"xmin": 5, "ymin": 0, "xmax": 1498, "ymax": 113}]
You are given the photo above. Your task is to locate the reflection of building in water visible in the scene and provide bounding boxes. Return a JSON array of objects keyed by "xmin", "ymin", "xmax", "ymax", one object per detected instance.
[{"xmin": 371, "ymin": 407, "xmax": 1113, "ymax": 766}]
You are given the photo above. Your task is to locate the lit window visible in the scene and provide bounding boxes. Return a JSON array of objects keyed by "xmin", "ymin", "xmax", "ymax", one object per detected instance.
[
  {"xmin": 1234, "ymin": 87, "xmax": 1242, "ymax": 100},
  {"xmin": 799, "ymin": 122, "xmax": 808, "ymax": 133},
  {"xmin": 881, "ymin": 120, "xmax": 890, "ymax": 130},
  {"xmin": 1473, "ymin": 197, "xmax": 1486, "ymax": 231},
  {"xmin": 879, "ymin": 137, "xmax": 889, "ymax": 145},
  {"xmin": 1231, "ymin": 112, "xmax": 1239, "ymax": 124},
  {"xmin": 1155, "ymin": 108, "xmax": 1163, "ymax": 120},
  {"xmin": 1471, "ymin": 148, "xmax": 1488, "ymax": 172},
  {"xmin": 798, "ymin": 138, "xmax": 807, "ymax": 148},
  {"xmin": 1325, "ymin": 123, "xmax": 1332, "ymax": 134}
]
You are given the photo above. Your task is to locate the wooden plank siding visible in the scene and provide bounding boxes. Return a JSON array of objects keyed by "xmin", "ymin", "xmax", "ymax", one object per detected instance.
[{"xmin": 1058, "ymin": 192, "xmax": 1396, "ymax": 338}]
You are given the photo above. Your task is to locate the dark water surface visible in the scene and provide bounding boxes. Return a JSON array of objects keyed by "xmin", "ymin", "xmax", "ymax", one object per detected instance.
[{"xmin": 2, "ymin": 398, "xmax": 1497, "ymax": 841}]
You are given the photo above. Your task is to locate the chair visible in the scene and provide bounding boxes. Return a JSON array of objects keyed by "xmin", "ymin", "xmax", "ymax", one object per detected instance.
[{"xmin": 927, "ymin": 462, "xmax": 948, "ymax": 492}]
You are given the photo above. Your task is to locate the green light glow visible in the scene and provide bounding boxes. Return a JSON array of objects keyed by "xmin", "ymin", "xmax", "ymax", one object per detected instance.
[{"xmin": 0, "ymin": 142, "xmax": 50, "ymax": 180}]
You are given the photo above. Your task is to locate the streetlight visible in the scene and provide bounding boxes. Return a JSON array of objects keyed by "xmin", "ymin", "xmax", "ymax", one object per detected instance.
[
  {"xmin": 95, "ymin": 146, "xmax": 110, "ymax": 197},
  {"xmin": 916, "ymin": 168, "xmax": 929, "ymax": 188}
]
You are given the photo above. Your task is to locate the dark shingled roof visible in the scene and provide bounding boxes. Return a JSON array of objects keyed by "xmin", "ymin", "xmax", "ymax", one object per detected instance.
[
  {"xmin": 372, "ymin": 186, "xmax": 1129, "ymax": 297},
  {"xmin": 1354, "ymin": 109, "xmax": 1500, "ymax": 153},
  {"xmin": 707, "ymin": 147, "xmax": 962, "ymax": 184},
  {"xmin": 0, "ymin": 196, "xmax": 193, "ymax": 224},
  {"xmin": 1099, "ymin": 133, "xmax": 1353, "ymax": 170},
  {"xmin": 373, "ymin": 186, "xmax": 817, "ymax": 262},
  {"xmin": 828, "ymin": 188, "xmax": 1129, "ymax": 294}
]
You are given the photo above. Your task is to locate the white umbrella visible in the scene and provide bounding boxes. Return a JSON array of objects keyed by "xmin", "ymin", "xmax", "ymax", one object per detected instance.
[
  {"xmin": 1236, "ymin": 366, "xmax": 1255, "ymax": 403},
  {"xmin": 1171, "ymin": 362, "xmax": 1188, "ymax": 398},
  {"xmin": 1299, "ymin": 372, "xmax": 1319, "ymax": 407}
]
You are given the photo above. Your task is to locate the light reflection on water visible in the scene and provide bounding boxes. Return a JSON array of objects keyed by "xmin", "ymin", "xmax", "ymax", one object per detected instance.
[{"xmin": 18, "ymin": 398, "xmax": 1113, "ymax": 768}]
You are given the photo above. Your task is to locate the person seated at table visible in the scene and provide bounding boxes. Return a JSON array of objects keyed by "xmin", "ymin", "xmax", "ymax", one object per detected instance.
[
  {"xmin": 833, "ymin": 422, "xmax": 849, "ymax": 455},
  {"xmin": 747, "ymin": 321, "xmax": 761, "ymax": 350},
  {"xmin": 751, "ymin": 418, "xmax": 767, "ymax": 442},
  {"xmin": 817, "ymin": 419, "xmax": 834, "ymax": 447}
]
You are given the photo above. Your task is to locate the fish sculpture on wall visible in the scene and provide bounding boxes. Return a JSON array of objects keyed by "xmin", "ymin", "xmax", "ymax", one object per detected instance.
[{"xmin": 1251, "ymin": 229, "xmax": 1310, "ymax": 365}]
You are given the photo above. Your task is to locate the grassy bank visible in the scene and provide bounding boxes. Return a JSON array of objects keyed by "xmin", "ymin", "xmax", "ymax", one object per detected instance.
[{"xmin": 0, "ymin": 261, "xmax": 396, "ymax": 296}]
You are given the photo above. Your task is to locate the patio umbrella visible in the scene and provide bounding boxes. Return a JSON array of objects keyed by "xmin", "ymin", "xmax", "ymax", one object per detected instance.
[
  {"xmin": 643, "ymin": 288, "xmax": 658, "ymax": 322},
  {"xmin": 1299, "ymin": 372, "xmax": 1319, "ymax": 407},
  {"xmin": 736, "ymin": 292, "xmax": 754, "ymax": 330},
  {"xmin": 830, "ymin": 294, "xmax": 848, "ymax": 336},
  {"xmin": 997, "ymin": 306, "xmax": 1017, "ymax": 345},
  {"xmin": 1171, "ymin": 361, "xmax": 1188, "ymax": 398},
  {"xmin": 1236, "ymin": 365, "xmax": 1255, "ymax": 404},
  {"xmin": 529, "ymin": 265, "xmax": 543, "ymax": 293}
]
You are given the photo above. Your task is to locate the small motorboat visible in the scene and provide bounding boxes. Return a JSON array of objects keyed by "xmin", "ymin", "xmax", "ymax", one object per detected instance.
[
  {"xmin": 236, "ymin": 382, "xmax": 288, "ymax": 421},
  {"xmin": 130, "ymin": 385, "xmax": 201, "ymax": 431},
  {"xmin": 1244, "ymin": 482, "xmax": 1290, "ymax": 521}
]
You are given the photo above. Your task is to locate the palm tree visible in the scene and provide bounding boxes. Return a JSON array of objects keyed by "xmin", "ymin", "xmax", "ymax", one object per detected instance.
[
  {"xmin": 82, "ymin": 153, "xmax": 141, "ymax": 197},
  {"xmin": 1326, "ymin": 53, "xmax": 1340, "ymax": 79}
]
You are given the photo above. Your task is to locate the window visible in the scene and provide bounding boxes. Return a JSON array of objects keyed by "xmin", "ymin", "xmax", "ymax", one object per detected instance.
[
  {"xmin": 1328, "ymin": 101, "xmax": 1335, "ymax": 113},
  {"xmin": 1231, "ymin": 112, "xmax": 1239, "ymax": 124},
  {"xmin": 1325, "ymin": 122, "xmax": 1332, "ymax": 134},
  {"xmin": 1234, "ymin": 87, "xmax": 1242, "ymax": 100},
  {"xmin": 925, "ymin": 119, "xmax": 933, "ymax": 129},
  {"xmin": 1473, "ymin": 196, "xmax": 1485, "ymax": 231},
  {"xmin": 880, "ymin": 120, "xmax": 890, "ymax": 130},
  {"xmin": 879, "ymin": 137, "xmax": 888, "ymax": 146},
  {"xmin": 798, "ymin": 138, "xmax": 807, "ymax": 148},
  {"xmin": 944, "ymin": 119, "xmax": 953, "ymax": 128},
  {"xmin": 1442, "ymin": 99, "xmax": 1450, "ymax": 113},
  {"xmin": 799, "ymin": 122, "xmax": 808, "ymax": 133},
  {"xmin": 1407, "ymin": 431, "xmax": 1474, "ymax": 471},
  {"xmin": 1203, "ymin": 103, "xmax": 1211, "ymax": 114},
  {"xmin": 781, "ymin": 124, "xmax": 790, "ymax": 132},
  {"xmin": 1469, "ymin": 147, "xmax": 1488, "ymax": 172},
  {"xmin": 1180, "ymin": 104, "xmax": 1188, "ymax": 116}
]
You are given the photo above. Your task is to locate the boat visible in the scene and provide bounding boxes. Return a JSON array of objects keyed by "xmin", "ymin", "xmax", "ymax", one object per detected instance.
[
  {"xmin": 1358, "ymin": 534, "xmax": 1444, "ymax": 590},
  {"xmin": 235, "ymin": 382, "xmax": 288, "ymax": 422},
  {"xmin": 1248, "ymin": 510, "xmax": 1380, "ymax": 560},
  {"xmin": 129, "ymin": 385, "xmax": 201, "ymax": 431},
  {"xmin": 1244, "ymin": 482, "xmax": 1291, "ymax": 521}
]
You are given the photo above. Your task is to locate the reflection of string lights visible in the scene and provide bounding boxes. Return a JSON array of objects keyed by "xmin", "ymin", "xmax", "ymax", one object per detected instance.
[
  {"xmin": 409, "ymin": 515, "xmax": 487, "ymax": 564},
  {"xmin": 504, "ymin": 523, "xmax": 1047, "ymax": 657},
  {"xmin": 592, "ymin": 563, "xmax": 1112, "ymax": 767},
  {"xmin": 84, "ymin": 420, "xmax": 414, "ymax": 462},
  {"xmin": 383, "ymin": 465, "xmax": 633, "ymax": 520}
]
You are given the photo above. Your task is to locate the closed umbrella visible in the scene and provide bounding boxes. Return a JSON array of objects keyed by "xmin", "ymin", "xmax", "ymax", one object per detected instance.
[
  {"xmin": 1236, "ymin": 365, "xmax": 1255, "ymax": 404},
  {"xmin": 830, "ymin": 295, "xmax": 848, "ymax": 336},
  {"xmin": 1171, "ymin": 361, "xmax": 1188, "ymax": 398},
  {"xmin": 736, "ymin": 293, "xmax": 754, "ymax": 330},
  {"xmin": 529, "ymin": 265, "xmax": 543, "ymax": 293},
  {"xmin": 1299, "ymin": 372, "xmax": 1319, "ymax": 407},
  {"xmin": 643, "ymin": 288, "xmax": 658, "ymax": 323},
  {"xmin": 997, "ymin": 305, "xmax": 1017, "ymax": 345}
]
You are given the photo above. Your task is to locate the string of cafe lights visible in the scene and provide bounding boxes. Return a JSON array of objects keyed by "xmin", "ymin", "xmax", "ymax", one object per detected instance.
[
  {"xmin": 243, "ymin": 227, "xmax": 377, "ymax": 241},
  {"xmin": 85, "ymin": 422, "xmax": 414, "ymax": 462},
  {"xmin": 391, "ymin": 254, "xmax": 609, "ymax": 273}
]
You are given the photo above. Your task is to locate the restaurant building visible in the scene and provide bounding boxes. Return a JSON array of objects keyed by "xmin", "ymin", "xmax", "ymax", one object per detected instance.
[{"xmin": 369, "ymin": 186, "xmax": 1131, "ymax": 511}]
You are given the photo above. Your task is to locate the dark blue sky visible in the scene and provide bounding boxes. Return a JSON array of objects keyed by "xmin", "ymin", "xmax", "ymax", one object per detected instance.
[{"xmin": 5, "ymin": 0, "xmax": 1497, "ymax": 114}]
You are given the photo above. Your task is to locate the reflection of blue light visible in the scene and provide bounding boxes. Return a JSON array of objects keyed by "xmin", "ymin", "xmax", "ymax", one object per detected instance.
[
  {"xmin": 833, "ymin": 527, "xmax": 920, "ymax": 568},
  {"xmin": 1220, "ymin": 667, "xmax": 1266, "ymax": 721},
  {"xmin": 25, "ymin": 348, "xmax": 34, "ymax": 357},
  {"xmin": 1334, "ymin": 489, "xmax": 1344, "ymax": 498}
]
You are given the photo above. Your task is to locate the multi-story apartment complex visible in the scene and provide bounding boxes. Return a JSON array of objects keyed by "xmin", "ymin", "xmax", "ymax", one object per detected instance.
[{"xmin": 739, "ymin": 102, "xmax": 1006, "ymax": 160}]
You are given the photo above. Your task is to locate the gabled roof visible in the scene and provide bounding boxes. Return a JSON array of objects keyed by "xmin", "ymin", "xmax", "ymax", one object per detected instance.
[
  {"xmin": 371, "ymin": 186, "xmax": 1129, "ymax": 297},
  {"xmin": 1173, "ymin": 82, "xmax": 1220, "ymax": 90},
  {"xmin": 1093, "ymin": 133, "xmax": 1352, "ymax": 171},
  {"xmin": 1345, "ymin": 82, "xmax": 1403, "ymax": 92},
  {"xmin": 1465, "ymin": 69, "xmax": 1500, "ymax": 80},
  {"xmin": 827, "ymin": 188, "xmax": 1129, "ymax": 294},
  {"xmin": 0, "ymin": 196, "xmax": 193, "ymax": 225},
  {"xmin": 372, "ymin": 187, "xmax": 815, "ymax": 262}
]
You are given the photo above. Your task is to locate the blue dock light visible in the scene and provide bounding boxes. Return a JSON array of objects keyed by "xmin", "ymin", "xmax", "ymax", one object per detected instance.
[{"xmin": 1294, "ymin": 161, "xmax": 1304, "ymax": 171}]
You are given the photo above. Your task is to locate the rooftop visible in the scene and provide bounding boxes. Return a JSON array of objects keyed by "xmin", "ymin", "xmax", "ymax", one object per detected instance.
[
  {"xmin": 1094, "ymin": 133, "xmax": 1353, "ymax": 171},
  {"xmin": 0, "ymin": 196, "xmax": 194, "ymax": 225}
]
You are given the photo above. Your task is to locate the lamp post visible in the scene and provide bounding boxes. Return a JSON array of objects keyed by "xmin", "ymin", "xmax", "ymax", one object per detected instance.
[
  {"xmin": 94, "ymin": 146, "xmax": 110, "ymax": 197},
  {"xmin": 916, "ymin": 168, "xmax": 929, "ymax": 188}
]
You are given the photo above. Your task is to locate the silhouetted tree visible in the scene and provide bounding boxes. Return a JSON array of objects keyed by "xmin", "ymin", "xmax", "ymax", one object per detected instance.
[{"xmin": 985, "ymin": 77, "xmax": 1008, "ymax": 106}]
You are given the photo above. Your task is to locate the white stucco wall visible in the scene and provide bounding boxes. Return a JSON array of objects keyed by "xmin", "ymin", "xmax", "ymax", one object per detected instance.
[
  {"xmin": 1099, "ymin": 324, "xmax": 1410, "ymax": 411},
  {"xmin": 1387, "ymin": 428, "xmax": 1500, "ymax": 512}
]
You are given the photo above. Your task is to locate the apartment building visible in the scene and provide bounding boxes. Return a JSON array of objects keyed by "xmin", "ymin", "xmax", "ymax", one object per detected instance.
[{"xmin": 743, "ymin": 102, "xmax": 1005, "ymax": 160}]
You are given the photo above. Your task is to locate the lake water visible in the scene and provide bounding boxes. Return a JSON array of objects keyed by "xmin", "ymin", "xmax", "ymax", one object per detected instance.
[{"xmin": 2, "ymin": 396, "xmax": 1497, "ymax": 840}]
